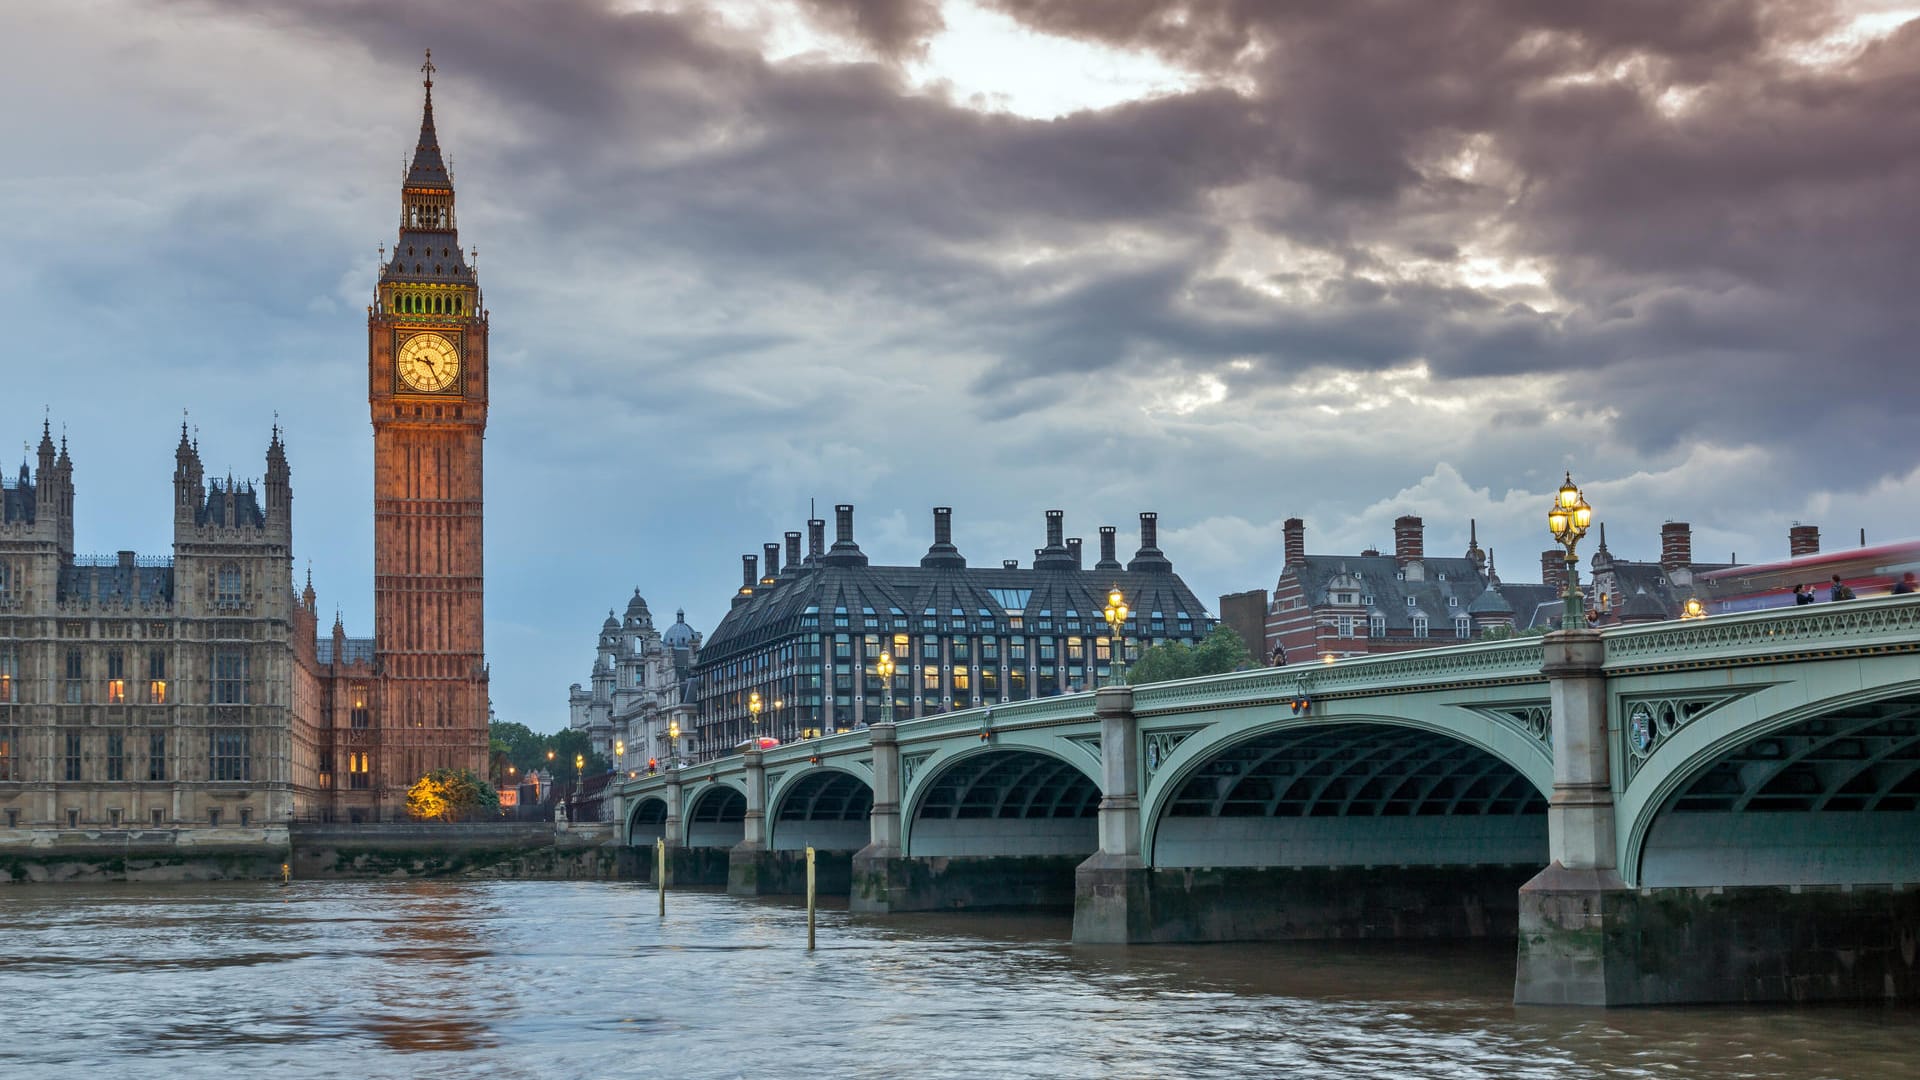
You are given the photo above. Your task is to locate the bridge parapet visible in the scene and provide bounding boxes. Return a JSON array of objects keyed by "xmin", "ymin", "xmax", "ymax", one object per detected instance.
[
  {"xmin": 1131, "ymin": 636, "xmax": 1547, "ymax": 718},
  {"xmin": 1602, "ymin": 594, "xmax": 1920, "ymax": 671}
]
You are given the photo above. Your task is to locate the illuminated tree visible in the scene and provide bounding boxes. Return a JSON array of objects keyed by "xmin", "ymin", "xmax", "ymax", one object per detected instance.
[{"xmin": 404, "ymin": 767, "xmax": 502, "ymax": 822}]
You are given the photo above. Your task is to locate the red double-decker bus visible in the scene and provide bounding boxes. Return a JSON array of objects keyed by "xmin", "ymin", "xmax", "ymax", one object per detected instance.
[{"xmin": 1696, "ymin": 539, "xmax": 1920, "ymax": 614}]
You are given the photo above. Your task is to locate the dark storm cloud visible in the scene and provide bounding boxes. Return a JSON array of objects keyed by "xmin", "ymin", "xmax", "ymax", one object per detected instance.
[
  {"xmin": 20, "ymin": 0, "xmax": 1919, "ymax": 726},
  {"xmin": 798, "ymin": 0, "xmax": 946, "ymax": 57}
]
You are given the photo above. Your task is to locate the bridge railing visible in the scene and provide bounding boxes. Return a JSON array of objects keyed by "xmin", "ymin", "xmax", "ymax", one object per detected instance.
[
  {"xmin": 1600, "ymin": 594, "xmax": 1920, "ymax": 669},
  {"xmin": 1132, "ymin": 636, "xmax": 1548, "ymax": 716}
]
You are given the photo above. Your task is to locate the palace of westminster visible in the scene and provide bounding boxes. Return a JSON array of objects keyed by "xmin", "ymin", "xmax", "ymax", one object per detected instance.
[{"xmin": 0, "ymin": 58, "xmax": 488, "ymax": 834}]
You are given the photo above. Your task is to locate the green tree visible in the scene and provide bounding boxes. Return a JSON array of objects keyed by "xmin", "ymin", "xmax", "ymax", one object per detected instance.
[
  {"xmin": 1127, "ymin": 626, "xmax": 1253, "ymax": 686},
  {"xmin": 487, "ymin": 721, "xmax": 613, "ymax": 787}
]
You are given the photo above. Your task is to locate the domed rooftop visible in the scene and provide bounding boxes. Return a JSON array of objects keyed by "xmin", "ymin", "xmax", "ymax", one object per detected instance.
[
  {"xmin": 662, "ymin": 608, "xmax": 697, "ymax": 648},
  {"xmin": 1467, "ymin": 584, "xmax": 1513, "ymax": 615},
  {"xmin": 625, "ymin": 588, "xmax": 652, "ymax": 622}
]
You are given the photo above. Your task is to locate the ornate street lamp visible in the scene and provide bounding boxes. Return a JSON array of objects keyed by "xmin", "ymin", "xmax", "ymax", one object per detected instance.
[
  {"xmin": 1681, "ymin": 596, "xmax": 1706, "ymax": 620},
  {"xmin": 614, "ymin": 739, "xmax": 624, "ymax": 769},
  {"xmin": 875, "ymin": 653, "xmax": 895, "ymax": 724},
  {"xmin": 574, "ymin": 753, "xmax": 584, "ymax": 787},
  {"xmin": 1103, "ymin": 585, "xmax": 1130, "ymax": 687},
  {"xmin": 1546, "ymin": 471, "xmax": 1594, "ymax": 630},
  {"xmin": 667, "ymin": 718, "xmax": 681, "ymax": 769},
  {"xmin": 748, "ymin": 690, "xmax": 762, "ymax": 747}
]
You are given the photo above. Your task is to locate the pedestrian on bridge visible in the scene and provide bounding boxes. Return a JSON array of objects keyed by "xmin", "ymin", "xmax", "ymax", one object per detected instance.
[
  {"xmin": 1830, "ymin": 574, "xmax": 1857, "ymax": 602},
  {"xmin": 1794, "ymin": 584, "xmax": 1816, "ymax": 605},
  {"xmin": 1893, "ymin": 572, "xmax": 1917, "ymax": 595}
]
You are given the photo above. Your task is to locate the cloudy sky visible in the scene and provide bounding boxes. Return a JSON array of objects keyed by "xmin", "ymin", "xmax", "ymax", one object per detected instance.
[{"xmin": 3, "ymin": 0, "xmax": 1917, "ymax": 729}]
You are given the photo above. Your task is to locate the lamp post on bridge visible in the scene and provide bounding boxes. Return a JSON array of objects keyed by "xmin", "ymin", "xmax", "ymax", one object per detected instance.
[
  {"xmin": 748, "ymin": 690, "xmax": 762, "ymax": 748},
  {"xmin": 667, "ymin": 718, "xmax": 680, "ymax": 770},
  {"xmin": 1546, "ymin": 472, "xmax": 1593, "ymax": 631},
  {"xmin": 1104, "ymin": 586, "xmax": 1130, "ymax": 687},
  {"xmin": 876, "ymin": 653, "xmax": 895, "ymax": 725}
]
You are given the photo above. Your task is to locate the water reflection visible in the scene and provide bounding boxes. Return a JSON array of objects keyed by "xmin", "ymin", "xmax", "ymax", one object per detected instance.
[{"xmin": 0, "ymin": 881, "xmax": 1913, "ymax": 1079}]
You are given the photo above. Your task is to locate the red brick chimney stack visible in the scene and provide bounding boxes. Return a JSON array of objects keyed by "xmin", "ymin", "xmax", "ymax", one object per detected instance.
[
  {"xmin": 1789, "ymin": 524, "xmax": 1820, "ymax": 558},
  {"xmin": 1283, "ymin": 518, "xmax": 1306, "ymax": 565},
  {"xmin": 1542, "ymin": 549, "xmax": 1567, "ymax": 593},
  {"xmin": 1660, "ymin": 522, "xmax": 1692, "ymax": 571},
  {"xmin": 1394, "ymin": 515, "xmax": 1424, "ymax": 567}
]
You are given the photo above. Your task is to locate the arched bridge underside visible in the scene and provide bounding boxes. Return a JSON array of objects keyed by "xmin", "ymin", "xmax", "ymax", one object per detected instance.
[
  {"xmin": 628, "ymin": 796, "xmax": 668, "ymax": 846},
  {"xmin": 1641, "ymin": 690, "xmax": 1920, "ymax": 887},
  {"xmin": 686, "ymin": 786, "xmax": 745, "ymax": 849},
  {"xmin": 909, "ymin": 749, "xmax": 1099, "ymax": 857},
  {"xmin": 772, "ymin": 770, "xmax": 872, "ymax": 851},
  {"xmin": 1155, "ymin": 724, "xmax": 1547, "ymax": 869}
]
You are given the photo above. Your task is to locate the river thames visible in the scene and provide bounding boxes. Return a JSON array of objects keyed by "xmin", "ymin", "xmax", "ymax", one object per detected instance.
[{"xmin": 1, "ymin": 880, "xmax": 1913, "ymax": 1079}]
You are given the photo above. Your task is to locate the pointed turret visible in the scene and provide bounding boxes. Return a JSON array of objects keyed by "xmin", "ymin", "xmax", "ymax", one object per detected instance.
[
  {"xmin": 173, "ymin": 420, "xmax": 203, "ymax": 525},
  {"xmin": 405, "ymin": 50, "xmax": 451, "ymax": 191},
  {"xmin": 264, "ymin": 424, "xmax": 291, "ymax": 535},
  {"xmin": 380, "ymin": 50, "xmax": 475, "ymax": 293},
  {"xmin": 35, "ymin": 418, "xmax": 55, "ymax": 496}
]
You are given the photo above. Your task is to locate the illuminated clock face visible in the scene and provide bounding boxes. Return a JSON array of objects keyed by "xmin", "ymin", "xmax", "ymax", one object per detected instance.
[{"xmin": 396, "ymin": 332, "xmax": 461, "ymax": 393}]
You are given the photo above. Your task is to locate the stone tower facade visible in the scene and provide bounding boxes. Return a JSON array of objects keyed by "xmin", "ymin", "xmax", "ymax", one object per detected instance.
[
  {"xmin": 0, "ymin": 422, "xmax": 308, "ymax": 843},
  {"xmin": 364, "ymin": 54, "xmax": 490, "ymax": 801}
]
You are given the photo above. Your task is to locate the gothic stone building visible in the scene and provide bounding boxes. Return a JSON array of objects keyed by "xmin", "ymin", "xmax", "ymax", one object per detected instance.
[
  {"xmin": 0, "ymin": 59, "xmax": 497, "ymax": 840},
  {"xmin": 0, "ymin": 423, "xmax": 310, "ymax": 845},
  {"xmin": 688, "ymin": 506, "xmax": 1216, "ymax": 762},
  {"xmin": 568, "ymin": 591, "xmax": 702, "ymax": 776}
]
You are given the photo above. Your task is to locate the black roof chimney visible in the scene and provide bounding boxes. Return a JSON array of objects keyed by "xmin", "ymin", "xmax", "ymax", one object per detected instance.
[
  {"xmin": 921, "ymin": 506, "xmax": 966, "ymax": 569},
  {"xmin": 1094, "ymin": 526, "xmax": 1123, "ymax": 571},
  {"xmin": 782, "ymin": 531, "xmax": 802, "ymax": 577},
  {"xmin": 1035, "ymin": 509, "xmax": 1076, "ymax": 570},
  {"xmin": 1127, "ymin": 511, "xmax": 1173, "ymax": 573},
  {"xmin": 822, "ymin": 503, "xmax": 869, "ymax": 567},
  {"xmin": 806, "ymin": 518, "xmax": 826, "ymax": 565}
]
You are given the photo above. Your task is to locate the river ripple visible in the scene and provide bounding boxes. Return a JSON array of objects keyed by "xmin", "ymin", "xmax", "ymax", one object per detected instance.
[{"xmin": 1, "ymin": 881, "xmax": 1914, "ymax": 1079}]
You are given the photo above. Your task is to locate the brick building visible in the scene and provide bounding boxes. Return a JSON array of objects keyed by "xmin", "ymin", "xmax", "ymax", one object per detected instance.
[{"xmin": 299, "ymin": 55, "xmax": 493, "ymax": 820}]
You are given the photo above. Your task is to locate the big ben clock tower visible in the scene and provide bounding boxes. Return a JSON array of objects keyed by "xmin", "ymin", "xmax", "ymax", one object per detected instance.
[{"xmin": 366, "ymin": 51, "xmax": 489, "ymax": 799}]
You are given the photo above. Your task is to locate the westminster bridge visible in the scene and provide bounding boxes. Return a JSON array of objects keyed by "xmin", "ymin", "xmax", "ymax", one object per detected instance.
[{"xmin": 608, "ymin": 597, "xmax": 1920, "ymax": 1006}]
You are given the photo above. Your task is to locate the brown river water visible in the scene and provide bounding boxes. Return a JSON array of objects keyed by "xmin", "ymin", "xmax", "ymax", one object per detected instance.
[{"xmin": 0, "ymin": 881, "xmax": 1913, "ymax": 1079}]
